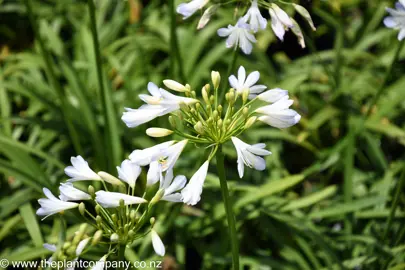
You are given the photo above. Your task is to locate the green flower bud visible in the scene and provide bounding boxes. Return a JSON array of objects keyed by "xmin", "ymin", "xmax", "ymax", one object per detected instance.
[
  {"xmin": 150, "ymin": 217, "xmax": 156, "ymax": 226},
  {"xmin": 245, "ymin": 116, "xmax": 257, "ymax": 129},
  {"xmin": 243, "ymin": 107, "xmax": 249, "ymax": 117},
  {"xmin": 191, "ymin": 91, "xmax": 197, "ymax": 98},
  {"xmin": 96, "ymin": 215, "xmax": 102, "ymax": 225},
  {"xmin": 217, "ymin": 119, "xmax": 223, "ymax": 129},
  {"xmin": 146, "ymin": 128, "xmax": 173, "ymax": 138},
  {"xmin": 79, "ymin": 202, "xmax": 86, "ymax": 216},
  {"xmin": 150, "ymin": 189, "xmax": 165, "ymax": 206},
  {"xmin": 63, "ymin": 242, "xmax": 71, "ymax": 250},
  {"xmin": 130, "ymin": 210, "xmax": 136, "ymax": 222},
  {"xmin": 194, "ymin": 121, "xmax": 205, "ymax": 134},
  {"xmin": 95, "ymin": 205, "xmax": 101, "ymax": 215},
  {"xmin": 110, "ymin": 233, "xmax": 119, "ymax": 242},
  {"xmin": 98, "ymin": 171, "xmax": 124, "ymax": 186},
  {"xmin": 242, "ymin": 88, "xmax": 250, "ymax": 104},
  {"xmin": 168, "ymin": 115, "xmax": 177, "ymax": 128},
  {"xmin": 112, "ymin": 214, "xmax": 118, "ymax": 224},
  {"xmin": 217, "ymin": 105, "xmax": 223, "ymax": 113},
  {"xmin": 92, "ymin": 230, "xmax": 103, "ymax": 246},
  {"xmin": 211, "ymin": 70, "xmax": 220, "ymax": 89},
  {"xmin": 212, "ymin": 110, "xmax": 218, "ymax": 119},
  {"xmin": 128, "ymin": 230, "xmax": 135, "ymax": 239},
  {"xmin": 209, "ymin": 95, "xmax": 215, "ymax": 104},
  {"xmin": 88, "ymin": 185, "xmax": 95, "ymax": 198},
  {"xmin": 202, "ymin": 85, "xmax": 210, "ymax": 104}
]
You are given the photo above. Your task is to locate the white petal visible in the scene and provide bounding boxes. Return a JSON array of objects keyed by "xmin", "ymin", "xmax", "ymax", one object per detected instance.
[
  {"xmin": 258, "ymin": 111, "xmax": 301, "ymax": 128},
  {"xmin": 76, "ymin": 238, "xmax": 90, "ymax": 256},
  {"xmin": 257, "ymin": 88, "xmax": 289, "ymax": 103},
  {"xmin": 244, "ymin": 71, "xmax": 260, "ymax": 87},
  {"xmin": 398, "ymin": 28, "xmax": 405, "ymax": 40},
  {"xmin": 164, "ymin": 175, "xmax": 187, "ymax": 196},
  {"xmin": 228, "ymin": 75, "xmax": 239, "ymax": 89},
  {"xmin": 181, "ymin": 161, "xmax": 209, "ymax": 205},
  {"xmin": 151, "ymin": 230, "xmax": 165, "ymax": 256},
  {"xmin": 59, "ymin": 183, "xmax": 91, "ymax": 201},
  {"xmin": 238, "ymin": 66, "xmax": 246, "ymax": 85},
  {"xmin": 147, "ymin": 161, "xmax": 161, "ymax": 186},
  {"xmin": 217, "ymin": 27, "xmax": 232, "ymax": 37}
]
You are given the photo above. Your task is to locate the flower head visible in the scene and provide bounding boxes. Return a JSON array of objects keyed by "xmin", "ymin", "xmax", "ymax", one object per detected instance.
[
  {"xmin": 242, "ymin": 0, "xmax": 267, "ymax": 32},
  {"xmin": 217, "ymin": 18, "xmax": 257, "ymax": 54},
  {"xmin": 177, "ymin": 0, "xmax": 209, "ymax": 19},
  {"xmin": 37, "ymin": 188, "xmax": 79, "ymax": 219},
  {"xmin": 65, "ymin": 156, "xmax": 101, "ymax": 182},
  {"xmin": 384, "ymin": 1, "xmax": 405, "ymax": 40},
  {"xmin": 231, "ymin": 137, "xmax": 271, "ymax": 178}
]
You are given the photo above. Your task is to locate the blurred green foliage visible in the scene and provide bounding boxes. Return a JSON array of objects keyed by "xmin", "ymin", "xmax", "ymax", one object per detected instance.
[{"xmin": 1, "ymin": 0, "xmax": 405, "ymax": 269}]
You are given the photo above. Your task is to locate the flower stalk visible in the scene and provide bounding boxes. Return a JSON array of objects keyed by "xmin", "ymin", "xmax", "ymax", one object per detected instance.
[{"xmin": 216, "ymin": 145, "xmax": 239, "ymax": 270}]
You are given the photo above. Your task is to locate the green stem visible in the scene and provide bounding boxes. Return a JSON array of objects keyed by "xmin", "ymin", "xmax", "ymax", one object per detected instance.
[
  {"xmin": 365, "ymin": 40, "xmax": 405, "ymax": 117},
  {"xmin": 87, "ymin": 0, "xmax": 121, "ymax": 171},
  {"xmin": 169, "ymin": 0, "xmax": 186, "ymax": 81},
  {"xmin": 220, "ymin": 49, "xmax": 239, "ymax": 103},
  {"xmin": 117, "ymin": 244, "xmax": 126, "ymax": 270},
  {"xmin": 216, "ymin": 145, "xmax": 239, "ymax": 270},
  {"xmin": 24, "ymin": 0, "xmax": 83, "ymax": 155},
  {"xmin": 382, "ymin": 167, "xmax": 405, "ymax": 241}
]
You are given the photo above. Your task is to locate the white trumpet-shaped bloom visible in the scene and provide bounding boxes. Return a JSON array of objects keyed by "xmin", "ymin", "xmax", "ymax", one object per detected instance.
[
  {"xmin": 95, "ymin": 191, "xmax": 147, "ymax": 208},
  {"xmin": 65, "ymin": 156, "xmax": 101, "ymax": 182},
  {"xmin": 59, "ymin": 183, "xmax": 91, "ymax": 201},
  {"xmin": 269, "ymin": 4, "xmax": 294, "ymax": 41},
  {"xmin": 139, "ymin": 82, "xmax": 197, "ymax": 106},
  {"xmin": 257, "ymin": 88, "xmax": 289, "ymax": 103},
  {"xmin": 117, "ymin": 159, "xmax": 142, "ymax": 188},
  {"xmin": 37, "ymin": 188, "xmax": 79, "ymax": 219},
  {"xmin": 121, "ymin": 105, "xmax": 168, "ymax": 128},
  {"xmin": 181, "ymin": 161, "xmax": 209, "ymax": 205},
  {"xmin": 255, "ymin": 96, "xmax": 301, "ymax": 128},
  {"xmin": 177, "ymin": 0, "xmax": 208, "ymax": 19},
  {"xmin": 151, "ymin": 229, "xmax": 165, "ymax": 256},
  {"xmin": 231, "ymin": 137, "xmax": 271, "ymax": 178},
  {"xmin": 242, "ymin": 0, "xmax": 267, "ymax": 32},
  {"xmin": 384, "ymin": 1, "xmax": 405, "ymax": 40},
  {"xmin": 159, "ymin": 170, "xmax": 187, "ymax": 202},
  {"xmin": 217, "ymin": 18, "xmax": 257, "ymax": 55},
  {"xmin": 228, "ymin": 66, "xmax": 267, "ymax": 95}
]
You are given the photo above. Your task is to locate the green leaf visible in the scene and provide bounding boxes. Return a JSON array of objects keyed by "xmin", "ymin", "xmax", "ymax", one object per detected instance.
[{"xmin": 19, "ymin": 203, "xmax": 44, "ymax": 247}]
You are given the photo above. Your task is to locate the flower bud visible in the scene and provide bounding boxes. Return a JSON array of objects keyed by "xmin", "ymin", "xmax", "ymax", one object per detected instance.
[
  {"xmin": 92, "ymin": 230, "xmax": 103, "ymax": 245},
  {"xmin": 112, "ymin": 214, "xmax": 118, "ymax": 224},
  {"xmin": 79, "ymin": 202, "xmax": 86, "ymax": 216},
  {"xmin": 217, "ymin": 119, "xmax": 223, "ymax": 129},
  {"xmin": 211, "ymin": 70, "xmax": 220, "ymax": 89},
  {"xmin": 243, "ymin": 107, "xmax": 249, "ymax": 117},
  {"xmin": 63, "ymin": 242, "xmax": 71, "ymax": 250},
  {"xmin": 191, "ymin": 91, "xmax": 197, "ymax": 98},
  {"xmin": 194, "ymin": 121, "xmax": 205, "ymax": 134},
  {"xmin": 202, "ymin": 85, "xmax": 210, "ymax": 104},
  {"xmin": 228, "ymin": 91, "xmax": 235, "ymax": 104},
  {"xmin": 242, "ymin": 88, "xmax": 250, "ymax": 104},
  {"xmin": 150, "ymin": 189, "xmax": 165, "ymax": 206},
  {"xmin": 146, "ymin": 128, "xmax": 173, "ymax": 138},
  {"xmin": 209, "ymin": 95, "xmax": 215, "ymax": 104},
  {"xmin": 217, "ymin": 105, "xmax": 223, "ymax": 113},
  {"xmin": 88, "ymin": 185, "xmax": 95, "ymax": 198},
  {"xmin": 212, "ymin": 110, "xmax": 218, "ymax": 119},
  {"xmin": 168, "ymin": 115, "xmax": 177, "ymax": 128},
  {"xmin": 244, "ymin": 116, "xmax": 257, "ymax": 129},
  {"xmin": 163, "ymin": 79, "xmax": 188, "ymax": 92},
  {"xmin": 96, "ymin": 215, "xmax": 102, "ymax": 225},
  {"xmin": 95, "ymin": 205, "xmax": 101, "ymax": 215},
  {"xmin": 150, "ymin": 217, "xmax": 156, "ymax": 226},
  {"xmin": 128, "ymin": 230, "xmax": 135, "ymax": 239},
  {"xmin": 110, "ymin": 233, "xmax": 119, "ymax": 242},
  {"xmin": 293, "ymin": 4, "xmax": 316, "ymax": 31},
  {"xmin": 179, "ymin": 102, "xmax": 189, "ymax": 112},
  {"xmin": 98, "ymin": 171, "xmax": 125, "ymax": 186},
  {"xmin": 198, "ymin": 5, "xmax": 219, "ymax": 29},
  {"xmin": 130, "ymin": 209, "xmax": 136, "ymax": 222}
]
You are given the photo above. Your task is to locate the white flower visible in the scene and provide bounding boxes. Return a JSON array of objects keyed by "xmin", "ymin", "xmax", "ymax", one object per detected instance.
[
  {"xmin": 159, "ymin": 140, "xmax": 188, "ymax": 172},
  {"xmin": 384, "ymin": 1, "xmax": 405, "ymax": 40},
  {"xmin": 198, "ymin": 4, "xmax": 218, "ymax": 29},
  {"xmin": 129, "ymin": 141, "xmax": 175, "ymax": 166},
  {"xmin": 257, "ymin": 88, "xmax": 289, "ymax": 103},
  {"xmin": 37, "ymin": 188, "xmax": 79, "ymax": 219},
  {"xmin": 231, "ymin": 137, "xmax": 271, "ymax": 178},
  {"xmin": 217, "ymin": 18, "xmax": 257, "ymax": 55},
  {"xmin": 117, "ymin": 159, "xmax": 142, "ymax": 188},
  {"xmin": 95, "ymin": 191, "xmax": 147, "ymax": 208},
  {"xmin": 228, "ymin": 66, "xmax": 266, "ymax": 95},
  {"xmin": 65, "ymin": 156, "xmax": 101, "ymax": 182},
  {"xmin": 151, "ymin": 229, "xmax": 165, "ymax": 256},
  {"xmin": 76, "ymin": 238, "xmax": 90, "ymax": 256},
  {"xmin": 177, "ymin": 0, "xmax": 209, "ymax": 19},
  {"xmin": 121, "ymin": 105, "xmax": 169, "ymax": 128},
  {"xmin": 255, "ymin": 96, "xmax": 301, "ymax": 128},
  {"xmin": 269, "ymin": 4, "xmax": 294, "ymax": 41},
  {"xmin": 242, "ymin": 0, "xmax": 267, "ymax": 32},
  {"xmin": 159, "ymin": 169, "xmax": 187, "ymax": 202},
  {"xmin": 59, "ymin": 183, "xmax": 91, "ymax": 201},
  {"xmin": 181, "ymin": 161, "xmax": 209, "ymax": 205},
  {"xmin": 91, "ymin": 255, "xmax": 108, "ymax": 270}
]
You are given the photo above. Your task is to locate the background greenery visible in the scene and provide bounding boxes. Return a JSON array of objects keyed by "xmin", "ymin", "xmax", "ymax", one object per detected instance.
[{"xmin": 1, "ymin": 0, "xmax": 405, "ymax": 269}]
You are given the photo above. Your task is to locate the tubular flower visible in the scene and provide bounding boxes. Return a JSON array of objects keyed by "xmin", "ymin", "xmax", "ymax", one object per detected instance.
[
  {"xmin": 37, "ymin": 188, "xmax": 79, "ymax": 219},
  {"xmin": 95, "ymin": 191, "xmax": 147, "ymax": 208},
  {"xmin": 65, "ymin": 155, "xmax": 101, "ymax": 182},
  {"xmin": 256, "ymin": 96, "xmax": 301, "ymax": 128},
  {"xmin": 177, "ymin": 0, "xmax": 209, "ymax": 20},
  {"xmin": 231, "ymin": 137, "xmax": 272, "ymax": 178},
  {"xmin": 181, "ymin": 161, "xmax": 209, "ymax": 205},
  {"xmin": 151, "ymin": 230, "xmax": 166, "ymax": 256},
  {"xmin": 59, "ymin": 183, "xmax": 91, "ymax": 201}
]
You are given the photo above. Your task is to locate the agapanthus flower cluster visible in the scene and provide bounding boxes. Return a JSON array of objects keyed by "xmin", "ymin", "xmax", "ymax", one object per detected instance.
[
  {"xmin": 384, "ymin": 0, "xmax": 405, "ymax": 41},
  {"xmin": 36, "ymin": 154, "xmax": 185, "ymax": 265},
  {"xmin": 176, "ymin": 0, "xmax": 316, "ymax": 54},
  {"xmin": 122, "ymin": 66, "xmax": 300, "ymax": 203}
]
